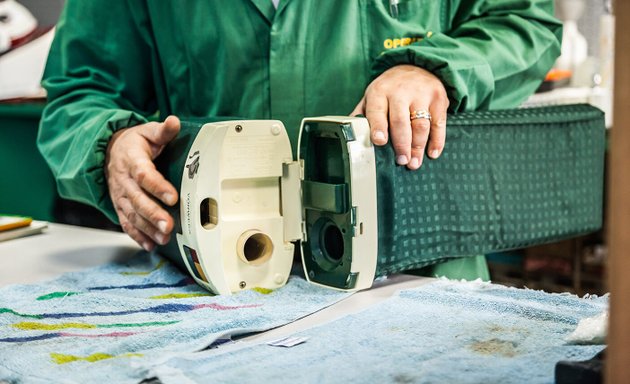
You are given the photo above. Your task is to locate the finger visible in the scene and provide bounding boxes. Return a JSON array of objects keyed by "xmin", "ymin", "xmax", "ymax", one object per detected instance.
[
  {"xmin": 388, "ymin": 96, "xmax": 412, "ymax": 166},
  {"xmin": 127, "ymin": 155, "xmax": 178, "ymax": 206},
  {"xmin": 408, "ymin": 104, "xmax": 432, "ymax": 170},
  {"xmin": 427, "ymin": 97, "xmax": 448, "ymax": 159},
  {"xmin": 116, "ymin": 204, "xmax": 156, "ymax": 251},
  {"xmin": 350, "ymin": 98, "xmax": 365, "ymax": 117},
  {"xmin": 364, "ymin": 92, "xmax": 389, "ymax": 146},
  {"xmin": 117, "ymin": 190, "xmax": 171, "ymax": 245},
  {"xmin": 121, "ymin": 177, "xmax": 174, "ymax": 240},
  {"xmin": 140, "ymin": 116, "xmax": 181, "ymax": 157},
  {"xmin": 159, "ymin": 115, "xmax": 181, "ymax": 146}
]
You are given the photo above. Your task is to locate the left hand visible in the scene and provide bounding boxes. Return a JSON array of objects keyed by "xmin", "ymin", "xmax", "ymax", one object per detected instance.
[
  {"xmin": 105, "ymin": 116, "xmax": 181, "ymax": 251},
  {"xmin": 351, "ymin": 64, "xmax": 449, "ymax": 170}
]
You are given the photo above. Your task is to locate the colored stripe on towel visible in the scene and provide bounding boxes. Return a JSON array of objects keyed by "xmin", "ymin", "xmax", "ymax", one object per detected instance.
[
  {"xmin": 149, "ymin": 293, "xmax": 212, "ymax": 299},
  {"xmin": 34, "ymin": 277, "xmax": 197, "ymax": 301},
  {"xmin": 120, "ymin": 259, "xmax": 167, "ymax": 276},
  {"xmin": 51, "ymin": 352, "xmax": 143, "ymax": 365},
  {"xmin": 88, "ymin": 277, "xmax": 195, "ymax": 291},
  {"xmin": 1, "ymin": 331, "xmax": 138, "ymax": 343},
  {"xmin": 0, "ymin": 302, "xmax": 261, "ymax": 320},
  {"xmin": 12, "ymin": 320, "xmax": 180, "ymax": 330},
  {"xmin": 36, "ymin": 292, "xmax": 81, "ymax": 301}
]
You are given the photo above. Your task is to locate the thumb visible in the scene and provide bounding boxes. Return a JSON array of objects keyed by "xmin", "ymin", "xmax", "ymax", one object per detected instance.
[{"xmin": 141, "ymin": 115, "xmax": 181, "ymax": 158}]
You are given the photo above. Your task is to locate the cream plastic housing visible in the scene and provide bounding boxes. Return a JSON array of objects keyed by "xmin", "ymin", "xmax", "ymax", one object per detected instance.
[
  {"xmin": 176, "ymin": 120, "xmax": 295, "ymax": 295},
  {"xmin": 297, "ymin": 116, "xmax": 378, "ymax": 291}
]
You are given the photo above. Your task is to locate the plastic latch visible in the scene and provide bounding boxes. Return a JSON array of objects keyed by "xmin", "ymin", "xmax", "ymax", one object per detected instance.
[{"xmin": 281, "ymin": 161, "xmax": 303, "ymax": 242}]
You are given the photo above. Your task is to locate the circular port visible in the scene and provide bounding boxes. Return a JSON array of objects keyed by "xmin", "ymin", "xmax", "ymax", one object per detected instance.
[
  {"xmin": 309, "ymin": 218, "xmax": 346, "ymax": 271},
  {"xmin": 322, "ymin": 223, "xmax": 344, "ymax": 261},
  {"xmin": 237, "ymin": 230, "xmax": 273, "ymax": 266}
]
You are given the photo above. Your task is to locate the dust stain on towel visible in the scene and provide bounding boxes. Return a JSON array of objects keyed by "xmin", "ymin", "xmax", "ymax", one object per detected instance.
[
  {"xmin": 487, "ymin": 325, "xmax": 530, "ymax": 335},
  {"xmin": 470, "ymin": 339, "xmax": 518, "ymax": 357}
]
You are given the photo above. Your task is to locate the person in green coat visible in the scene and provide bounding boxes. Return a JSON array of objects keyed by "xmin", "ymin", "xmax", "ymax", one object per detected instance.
[{"xmin": 37, "ymin": 0, "xmax": 561, "ymax": 280}]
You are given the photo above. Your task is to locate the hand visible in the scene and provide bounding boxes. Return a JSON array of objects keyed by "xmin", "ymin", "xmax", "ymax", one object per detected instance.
[
  {"xmin": 351, "ymin": 64, "xmax": 449, "ymax": 170},
  {"xmin": 105, "ymin": 116, "xmax": 180, "ymax": 251}
]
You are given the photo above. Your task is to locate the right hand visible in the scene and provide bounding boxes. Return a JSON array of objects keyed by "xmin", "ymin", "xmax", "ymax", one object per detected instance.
[
  {"xmin": 105, "ymin": 116, "xmax": 181, "ymax": 251},
  {"xmin": 350, "ymin": 64, "xmax": 448, "ymax": 170}
]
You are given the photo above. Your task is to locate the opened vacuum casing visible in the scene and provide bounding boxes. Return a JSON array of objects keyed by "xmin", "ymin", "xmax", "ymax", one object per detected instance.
[{"xmin": 156, "ymin": 117, "xmax": 379, "ymax": 294}]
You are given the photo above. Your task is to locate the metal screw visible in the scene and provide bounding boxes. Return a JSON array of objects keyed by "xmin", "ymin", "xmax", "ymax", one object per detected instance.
[
  {"xmin": 235, "ymin": 125, "xmax": 243, "ymax": 133},
  {"xmin": 239, "ymin": 281, "xmax": 246, "ymax": 289},
  {"xmin": 308, "ymin": 270, "xmax": 315, "ymax": 279}
]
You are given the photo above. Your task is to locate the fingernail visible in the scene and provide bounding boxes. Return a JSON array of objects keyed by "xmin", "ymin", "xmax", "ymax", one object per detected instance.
[
  {"xmin": 156, "ymin": 233, "xmax": 167, "ymax": 245},
  {"xmin": 142, "ymin": 242, "xmax": 152, "ymax": 251},
  {"xmin": 373, "ymin": 131, "xmax": 385, "ymax": 143},
  {"xmin": 162, "ymin": 193, "xmax": 175, "ymax": 205},
  {"xmin": 409, "ymin": 157, "xmax": 419, "ymax": 169},
  {"xmin": 157, "ymin": 220, "xmax": 168, "ymax": 233},
  {"xmin": 396, "ymin": 155, "xmax": 408, "ymax": 165},
  {"xmin": 430, "ymin": 149, "xmax": 440, "ymax": 159}
]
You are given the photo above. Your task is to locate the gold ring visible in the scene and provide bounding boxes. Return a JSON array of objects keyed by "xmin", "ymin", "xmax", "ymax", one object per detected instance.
[{"xmin": 410, "ymin": 110, "xmax": 431, "ymax": 121}]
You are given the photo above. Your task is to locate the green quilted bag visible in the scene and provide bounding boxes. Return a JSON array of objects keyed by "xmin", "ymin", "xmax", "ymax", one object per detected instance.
[{"xmin": 372, "ymin": 104, "xmax": 605, "ymax": 277}]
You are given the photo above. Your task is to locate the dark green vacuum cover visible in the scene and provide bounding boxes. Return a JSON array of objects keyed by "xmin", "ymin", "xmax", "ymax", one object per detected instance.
[{"xmin": 373, "ymin": 104, "xmax": 605, "ymax": 276}]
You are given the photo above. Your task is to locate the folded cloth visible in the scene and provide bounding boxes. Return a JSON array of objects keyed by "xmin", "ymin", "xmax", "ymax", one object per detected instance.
[
  {"xmin": 0, "ymin": 252, "xmax": 350, "ymax": 384},
  {"xmin": 148, "ymin": 279, "xmax": 607, "ymax": 384}
]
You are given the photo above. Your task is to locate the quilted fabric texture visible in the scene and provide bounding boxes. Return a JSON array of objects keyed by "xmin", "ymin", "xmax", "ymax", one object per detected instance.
[{"xmin": 374, "ymin": 104, "xmax": 605, "ymax": 276}]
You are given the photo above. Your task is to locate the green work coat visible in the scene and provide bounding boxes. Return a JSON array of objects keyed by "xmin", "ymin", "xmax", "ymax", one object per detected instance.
[{"xmin": 38, "ymin": 0, "xmax": 561, "ymax": 224}]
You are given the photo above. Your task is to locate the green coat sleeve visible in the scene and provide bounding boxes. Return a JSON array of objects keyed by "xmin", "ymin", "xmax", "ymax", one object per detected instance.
[
  {"xmin": 37, "ymin": 0, "xmax": 157, "ymax": 223},
  {"xmin": 372, "ymin": 0, "xmax": 562, "ymax": 112}
]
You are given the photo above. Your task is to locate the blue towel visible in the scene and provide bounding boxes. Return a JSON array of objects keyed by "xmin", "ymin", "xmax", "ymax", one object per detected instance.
[
  {"xmin": 0, "ymin": 252, "xmax": 350, "ymax": 384},
  {"xmin": 147, "ymin": 279, "xmax": 608, "ymax": 384}
]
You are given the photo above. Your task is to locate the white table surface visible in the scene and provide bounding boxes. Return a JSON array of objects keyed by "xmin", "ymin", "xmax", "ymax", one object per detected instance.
[
  {"xmin": 0, "ymin": 223, "xmax": 433, "ymax": 343},
  {"xmin": 0, "ymin": 223, "xmax": 139, "ymax": 285}
]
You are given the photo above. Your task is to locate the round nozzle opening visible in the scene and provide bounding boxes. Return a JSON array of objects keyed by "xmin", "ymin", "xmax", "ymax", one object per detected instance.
[
  {"xmin": 237, "ymin": 230, "xmax": 274, "ymax": 266},
  {"xmin": 308, "ymin": 218, "xmax": 346, "ymax": 272},
  {"xmin": 322, "ymin": 222, "xmax": 344, "ymax": 262}
]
